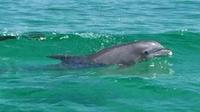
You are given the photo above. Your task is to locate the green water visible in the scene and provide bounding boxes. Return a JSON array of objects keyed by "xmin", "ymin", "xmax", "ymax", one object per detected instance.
[
  {"xmin": 1, "ymin": 0, "xmax": 200, "ymax": 112},
  {"xmin": 0, "ymin": 32, "xmax": 199, "ymax": 112}
]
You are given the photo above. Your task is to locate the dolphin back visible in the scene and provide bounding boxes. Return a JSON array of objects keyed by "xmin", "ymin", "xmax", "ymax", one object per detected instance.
[
  {"xmin": 47, "ymin": 55, "xmax": 89, "ymax": 64},
  {"xmin": 47, "ymin": 55, "xmax": 105, "ymax": 68}
]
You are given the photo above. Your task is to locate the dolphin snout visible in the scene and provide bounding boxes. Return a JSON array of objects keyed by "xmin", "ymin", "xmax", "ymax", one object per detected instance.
[
  {"xmin": 159, "ymin": 48, "xmax": 173, "ymax": 56},
  {"xmin": 167, "ymin": 49, "xmax": 173, "ymax": 56},
  {"xmin": 152, "ymin": 48, "xmax": 173, "ymax": 57}
]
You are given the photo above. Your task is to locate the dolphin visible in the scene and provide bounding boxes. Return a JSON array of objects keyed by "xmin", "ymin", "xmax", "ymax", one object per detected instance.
[{"xmin": 48, "ymin": 40, "xmax": 172, "ymax": 68}]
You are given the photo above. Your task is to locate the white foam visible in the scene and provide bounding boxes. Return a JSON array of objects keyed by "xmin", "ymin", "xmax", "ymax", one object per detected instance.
[{"xmin": 168, "ymin": 51, "xmax": 173, "ymax": 56}]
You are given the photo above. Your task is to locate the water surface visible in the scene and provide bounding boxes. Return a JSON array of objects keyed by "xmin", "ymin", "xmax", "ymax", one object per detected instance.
[{"xmin": 0, "ymin": 0, "xmax": 200, "ymax": 112}]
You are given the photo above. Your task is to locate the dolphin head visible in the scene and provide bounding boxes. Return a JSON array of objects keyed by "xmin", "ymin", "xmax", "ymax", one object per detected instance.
[
  {"xmin": 132, "ymin": 41, "xmax": 173, "ymax": 61},
  {"xmin": 88, "ymin": 40, "xmax": 173, "ymax": 66}
]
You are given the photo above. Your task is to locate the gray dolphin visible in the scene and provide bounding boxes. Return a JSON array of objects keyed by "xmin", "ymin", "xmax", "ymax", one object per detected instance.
[{"xmin": 48, "ymin": 40, "xmax": 172, "ymax": 68}]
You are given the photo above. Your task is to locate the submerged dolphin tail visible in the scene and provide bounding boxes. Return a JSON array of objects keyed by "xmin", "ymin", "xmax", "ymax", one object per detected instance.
[{"xmin": 47, "ymin": 54, "xmax": 70, "ymax": 60}]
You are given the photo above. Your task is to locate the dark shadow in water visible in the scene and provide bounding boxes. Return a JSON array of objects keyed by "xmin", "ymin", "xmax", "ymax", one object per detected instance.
[
  {"xmin": 0, "ymin": 31, "xmax": 65, "ymax": 41},
  {"xmin": 0, "ymin": 35, "xmax": 16, "ymax": 41}
]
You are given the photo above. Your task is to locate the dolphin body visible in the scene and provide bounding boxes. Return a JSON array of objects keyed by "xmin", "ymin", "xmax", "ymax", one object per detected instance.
[{"xmin": 48, "ymin": 41, "xmax": 172, "ymax": 68}]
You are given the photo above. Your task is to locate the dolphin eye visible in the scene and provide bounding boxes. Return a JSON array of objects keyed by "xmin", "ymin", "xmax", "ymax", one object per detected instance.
[{"xmin": 143, "ymin": 51, "xmax": 149, "ymax": 55}]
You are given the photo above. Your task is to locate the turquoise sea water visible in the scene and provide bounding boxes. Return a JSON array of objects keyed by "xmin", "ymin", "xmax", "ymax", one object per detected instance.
[{"xmin": 0, "ymin": 0, "xmax": 200, "ymax": 112}]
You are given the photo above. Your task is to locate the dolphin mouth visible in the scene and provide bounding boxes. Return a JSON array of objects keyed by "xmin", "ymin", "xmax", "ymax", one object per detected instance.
[{"xmin": 152, "ymin": 48, "xmax": 173, "ymax": 57}]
